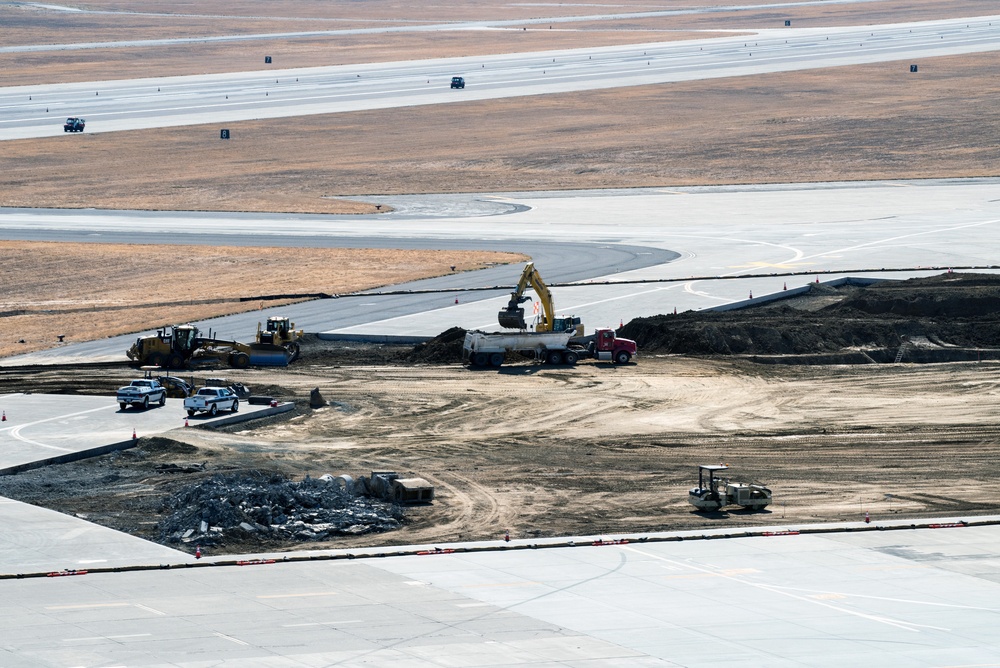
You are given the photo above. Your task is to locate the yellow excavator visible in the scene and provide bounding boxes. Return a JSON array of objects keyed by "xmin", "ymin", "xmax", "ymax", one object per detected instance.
[{"xmin": 498, "ymin": 262, "xmax": 584, "ymax": 335}]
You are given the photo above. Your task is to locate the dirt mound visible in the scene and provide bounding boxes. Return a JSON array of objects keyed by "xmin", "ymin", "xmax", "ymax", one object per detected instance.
[
  {"xmin": 623, "ymin": 273, "xmax": 1000, "ymax": 356},
  {"xmin": 408, "ymin": 326, "xmax": 467, "ymax": 363},
  {"xmin": 829, "ymin": 273, "xmax": 1000, "ymax": 318},
  {"xmin": 141, "ymin": 437, "xmax": 198, "ymax": 456},
  {"xmin": 623, "ymin": 309, "xmax": 916, "ymax": 355}
]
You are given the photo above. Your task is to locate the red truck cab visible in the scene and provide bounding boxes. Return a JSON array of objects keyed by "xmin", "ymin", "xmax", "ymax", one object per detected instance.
[{"xmin": 593, "ymin": 328, "xmax": 637, "ymax": 364}]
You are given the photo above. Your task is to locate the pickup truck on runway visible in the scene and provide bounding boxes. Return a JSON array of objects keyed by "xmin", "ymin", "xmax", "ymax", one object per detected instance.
[
  {"xmin": 184, "ymin": 387, "xmax": 239, "ymax": 417},
  {"xmin": 117, "ymin": 379, "xmax": 167, "ymax": 410}
]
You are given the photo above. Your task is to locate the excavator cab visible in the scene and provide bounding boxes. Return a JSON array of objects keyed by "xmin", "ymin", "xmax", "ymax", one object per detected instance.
[{"xmin": 552, "ymin": 316, "xmax": 583, "ymax": 336}]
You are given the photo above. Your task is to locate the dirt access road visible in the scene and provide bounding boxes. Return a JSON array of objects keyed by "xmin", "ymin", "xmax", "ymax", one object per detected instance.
[{"xmin": 2, "ymin": 354, "xmax": 998, "ymax": 553}]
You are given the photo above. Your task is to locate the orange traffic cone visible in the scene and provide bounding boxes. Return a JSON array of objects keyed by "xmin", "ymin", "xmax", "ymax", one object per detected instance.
[
  {"xmin": 132, "ymin": 428, "xmax": 137, "ymax": 443},
  {"xmin": 504, "ymin": 530, "xmax": 510, "ymax": 543},
  {"xmin": 673, "ymin": 307, "xmax": 677, "ymax": 315},
  {"xmin": 195, "ymin": 545, "xmax": 202, "ymax": 559},
  {"xmin": 455, "ymin": 298, "xmax": 459, "ymax": 304},
  {"xmin": 619, "ymin": 319, "xmax": 623, "ymax": 328},
  {"xmin": 815, "ymin": 276, "xmax": 819, "ymax": 284},
  {"xmin": 749, "ymin": 291, "xmax": 753, "ymax": 299},
  {"xmin": 1, "ymin": 411, "xmax": 5, "ymax": 422},
  {"xmin": 184, "ymin": 417, "xmax": 189, "ymax": 427},
  {"xmin": 783, "ymin": 282, "xmax": 787, "ymax": 291},
  {"xmin": 864, "ymin": 511, "xmax": 870, "ymax": 524}
]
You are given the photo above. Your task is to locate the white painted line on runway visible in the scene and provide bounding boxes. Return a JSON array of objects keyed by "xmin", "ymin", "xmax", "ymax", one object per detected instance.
[
  {"xmin": 621, "ymin": 544, "xmax": 952, "ymax": 632},
  {"xmin": 282, "ymin": 620, "xmax": 362, "ymax": 627},
  {"xmin": 47, "ymin": 602, "xmax": 132, "ymax": 610},
  {"xmin": 62, "ymin": 634, "xmax": 151, "ymax": 643},
  {"xmin": 213, "ymin": 632, "xmax": 250, "ymax": 646},
  {"xmin": 766, "ymin": 584, "xmax": 1000, "ymax": 612},
  {"xmin": 134, "ymin": 604, "xmax": 166, "ymax": 616},
  {"xmin": 257, "ymin": 591, "xmax": 339, "ymax": 599},
  {"xmin": 797, "ymin": 218, "xmax": 1000, "ymax": 263},
  {"xmin": 4, "ymin": 403, "xmax": 118, "ymax": 452}
]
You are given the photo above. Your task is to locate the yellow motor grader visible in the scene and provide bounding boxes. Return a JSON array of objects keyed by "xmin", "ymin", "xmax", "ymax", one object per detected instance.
[{"xmin": 126, "ymin": 324, "xmax": 289, "ymax": 369}]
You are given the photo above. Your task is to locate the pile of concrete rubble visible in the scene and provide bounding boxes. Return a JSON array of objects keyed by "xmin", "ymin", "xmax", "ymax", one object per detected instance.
[{"xmin": 159, "ymin": 472, "xmax": 403, "ymax": 545}]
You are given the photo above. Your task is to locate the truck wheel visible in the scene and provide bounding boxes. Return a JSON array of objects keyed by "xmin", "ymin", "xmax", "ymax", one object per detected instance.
[
  {"xmin": 142, "ymin": 396, "xmax": 149, "ymax": 409},
  {"xmin": 147, "ymin": 353, "xmax": 163, "ymax": 368},
  {"xmin": 614, "ymin": 351, "xmax": 632, "ymax": 364},
  {"xmin": 547, "ymin": 351, "xmax": 563, "ymax": 365},
  {"xmin": 232, "ymin": 400, "xmax": 239, "ymax": 413},
  {"xmin": 187, "ymin": 409, "xmax": 196, "ymax": 417},
  {"xmin": 473, "ymin": 352, "xmax": 488, "ymax": 367},
  {"xmin": 489, "ymin": 353, "xmax": 504, "ymax": 367},
  {"xmin": 168, "ymin": 354, "xmax": 184, "ymax": 370},
  {"xmin": 209, "ymin": 404, "xmax": 218, "ymax": 416},
  {"xmin": 119, "ymin": 402, "xmax": 127, "ymax": 411},
  {"xmin": 564, "ymin": 351, "xmax": 578, "ymax": 365},
  {"xmin": 232, "ymin": 352, "xmax": 250, "ymax": 369}
]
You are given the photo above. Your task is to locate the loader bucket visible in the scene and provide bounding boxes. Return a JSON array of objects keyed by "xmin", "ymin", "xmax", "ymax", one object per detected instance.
[
  {"xmin": 248, "ymin": 343, "xmax": 290, "ymax": 367},
  {"xmin": 498, "ymin": 307, "xmax": 527, "ymax": 330}
]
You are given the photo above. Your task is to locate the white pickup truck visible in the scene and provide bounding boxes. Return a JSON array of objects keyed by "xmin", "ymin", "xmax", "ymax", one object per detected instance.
[
  {"xmin": 117, "ymin": 379, "xmax": 167, "ymax": 410},
  {"xmin": 184, "ymin": 387, "xmax": 239, "ymax": 417}
]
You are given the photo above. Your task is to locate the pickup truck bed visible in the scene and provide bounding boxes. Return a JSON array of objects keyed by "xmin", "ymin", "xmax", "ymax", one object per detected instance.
[{"xmin": 184, "ymin": 387, "xmax": 239, "ymax": 416}]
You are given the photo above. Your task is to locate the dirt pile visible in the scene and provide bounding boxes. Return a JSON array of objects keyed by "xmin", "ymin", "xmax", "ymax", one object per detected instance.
[
  {"xmin": 623, "ymin": 273, "xmax": 1000, "ymax": 356},
  {"xmin": 407, "ymin": 326, "xmax": 467, "ymax": 363},
  {"xmin": 830, "ymin": 273, "xmax": 1000, "ymax": 318},
  {"xmin": 159, "ymin": 472, "xmax": 403, "ymax": 546}
]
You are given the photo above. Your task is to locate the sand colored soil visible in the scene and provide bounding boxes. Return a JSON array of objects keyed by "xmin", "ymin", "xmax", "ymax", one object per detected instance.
[
  {"xmin": 0, "ymin": 241, "xmax": 522, "ymax": 358},
  {"xmin": 2, "ymin": 352, "xmax": 998, "ymax": 553}
]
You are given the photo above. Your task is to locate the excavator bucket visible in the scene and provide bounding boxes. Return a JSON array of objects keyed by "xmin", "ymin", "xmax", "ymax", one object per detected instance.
[
  {"xmin": 498, "ymin": 307, "xmax": 527, "ymax": 330},
  {"xmin": 248, "ymin": 343, "xmax": 290, "ymax": 367}
]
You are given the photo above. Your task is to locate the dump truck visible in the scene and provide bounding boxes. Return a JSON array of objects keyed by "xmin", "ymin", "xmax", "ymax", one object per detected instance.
[
  {"xmin": 126, "ymin": 323, "xmax": 289, "ymax": 369},
  {"xmin": 463, "ymin": 327, "xmax": 636, "ymax": 367},
  {"xmin": 688, "ymin": 464, "xmax": 772, "ymax": 512}
]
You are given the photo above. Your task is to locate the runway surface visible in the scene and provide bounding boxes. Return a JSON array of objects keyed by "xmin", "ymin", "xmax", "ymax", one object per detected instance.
[
  {"xmin": 3, "ymin": 15, "xmax": 1000, "ymax": 140},
  {"xmin": 2, "ymin": 178, "xmax": 999, "ymax": 365},
  {"xmin": 2, "ymin": 518, "xmax": 999, "ymax": 666}
]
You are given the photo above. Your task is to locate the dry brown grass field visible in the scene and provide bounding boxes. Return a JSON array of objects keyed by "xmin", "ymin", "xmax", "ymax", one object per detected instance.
[{"xmin": 0, "ymin": 241, "xmax": 521, "ymax": 358}]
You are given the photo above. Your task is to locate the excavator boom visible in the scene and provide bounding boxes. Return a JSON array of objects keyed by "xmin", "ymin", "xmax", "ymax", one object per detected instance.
[{"xmin": 498, "ymin": 262, "xmax": 558, "ymax": 331}]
